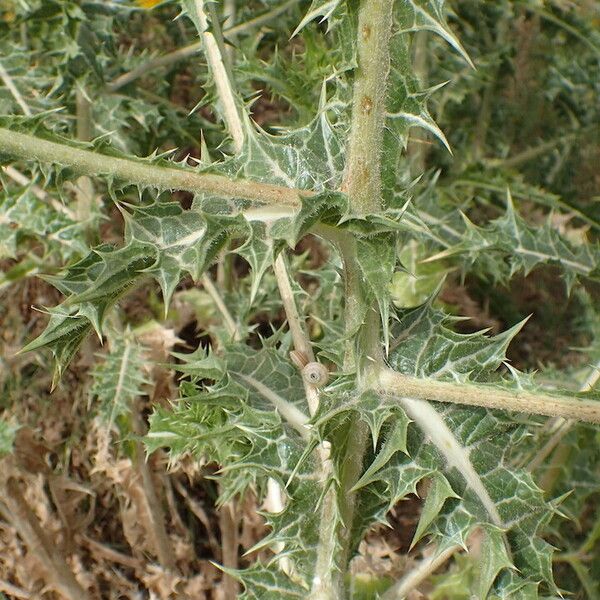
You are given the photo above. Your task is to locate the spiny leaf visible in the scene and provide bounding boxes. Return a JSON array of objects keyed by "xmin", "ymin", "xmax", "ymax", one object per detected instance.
[
  {"xmin": 418, "ymin": 191, "xmax": 600, "ymax": 289},
  {"xmin": 355, "ymin": 233, "xmax": 396, "ymax": 352},
  {"xmin": 351, "ymin": 414, "xmax": 410, "ymax": 491},
  {"xmin": 411, "ymin": 473, "xmax": 459, "ymax": 548},
  {"xmin": 228, "ymin": 563, "xmax": 308, "ymax": 599},
  {"xmin": 378, "ymin": 299, "xmax": 559, "ymax": 595},
  {"xmin": 90, "ymin": 331, "xmax": 149, "ymax": 426},
  {"xmin": 227, "ymin": 112, "xmax": 346, "ymax": 192},
  {"xmin": 234, "ymin": 222, "xmax": 274, "ymax": 304},
  {"xmin": 0, "ymin": 184, "xmax": 86, "ymax": 261},
  {"xmin": 292, "ymin": 0, "xmax": 343, "ymax": 37},
  {"xmin": 389, "ymin": 296, "xmax": 527, "ymax": 383},
  {"xmin": 396, "ymin": 0, "xmax": 473, "ymax": 67},
  {"xmin": 148, "ymin": 345, "xmax": 322, "ymax": 585},
  {"xmin": 23, "ymin": 200, "xmax": 248, "ymax": 375},
  {"xmin": 122, "ymin": 200, "xmax": 249, "ymax": 305},
  {"xmin": 171, "ymin": 346, "xmax": 226, "ymax": 382},
  {"xmin": 20, "ymin": 305, "xmax": 94, "ymax": 386},
  {"xmin": 476, "ymin": 525, "xmax": 514, "ymax": 598}
]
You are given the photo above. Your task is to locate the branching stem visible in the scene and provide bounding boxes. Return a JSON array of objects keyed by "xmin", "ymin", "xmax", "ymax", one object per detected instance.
[
  {"xmin": 310, "ymin": 2, "xmax": 395, "ymax": 598},
  {"xmin": 0, "ymin": 127, "xmax": 307, "ymax": 206},
  {"xmin": 378, "ymin": 368, "xmax": 600, "ymax": 425},
  {"xmin": 192, "ymin": 0, "xmax": 244, "ymax": 153}
]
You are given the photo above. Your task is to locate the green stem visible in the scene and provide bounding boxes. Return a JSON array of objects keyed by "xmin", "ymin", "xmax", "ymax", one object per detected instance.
[
  {"xmin": 378, "ymin": 369, "xmax": 600, "ymax": 425},
  {"xmin": 0, "ymin": 127, "xmax": 307, "ymax": 206},
  {"xmin": 484, "ymin": 132, "xmax": 578, "ymax": 170},
  {"xmin": 342, "ymin": 0, "xmax": 394, "ymax": 214},
  {"xmin": 191, "ymin": 0, "xmax": 245, "ymax": 152},
  {"xmin": 74, "ymin": 88, "xmax": 96, "ymax": 240},
  {"xmin": 312, "ymin": 2, "xmax": 395, "ymax": 598}
]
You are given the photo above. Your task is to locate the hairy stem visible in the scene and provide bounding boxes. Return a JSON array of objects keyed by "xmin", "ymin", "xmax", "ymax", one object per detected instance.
[
  {"xmin": 0, "ymin": 127, "xmax": 307, "ymax": 206},
  {"xmin": 74, "ymin": 88, "xmax": 96, "ymax": 237},
  {"xmin": 342, "ymin": 0, "xmax": 394, "ymax": 214},
  {"xmin": 192, "ymin": 0, "xmax": 244, "ymax": 153},
  {"xmin": 378, "ymin": 368, "xmax": 600, "ymax": 424},
  {"xmin": 311, "ymin": 2, "xmax": 395, "ymax": 598}
]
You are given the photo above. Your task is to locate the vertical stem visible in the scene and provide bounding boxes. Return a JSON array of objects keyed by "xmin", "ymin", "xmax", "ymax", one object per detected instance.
[
  {"xmin": 219, "ymin": 502, "xmax": 240, "ymax": 599},
  {"xmin": 342, "ymin": 0, "xmax": 394, "ymax": 214},
  {"xmin": 74, "ymin": 89, "xmax": 96, "ymax": 235},
  {"xmin": 132, "ymin": 402, "xmax": 178, "ymax": 572},
  {"xmin": 313, "ymin": 2, "xmax": 394, "ymax": 598},
  {"xmin": 192, "ymin": 0, "xmax": 244, "ymax": 153},
  {"xmin": 188, "ymin": 7, "xmax": 246, "ymax": 590}
]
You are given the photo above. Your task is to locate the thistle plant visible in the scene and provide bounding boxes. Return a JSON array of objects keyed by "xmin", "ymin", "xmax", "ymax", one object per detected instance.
[{"xmin": 1, "ymin": 0, "xmax": 599, "ymax": 598}]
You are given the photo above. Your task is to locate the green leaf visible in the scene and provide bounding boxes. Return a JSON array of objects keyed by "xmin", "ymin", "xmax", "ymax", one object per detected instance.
[
  {"xmin": 171, "ymin": 346, "xmax": 226, "ymax": 382},
  {"xmin": 229, "ymin": 111, "xmax": 346, "ymax": 192},
  {"xmin": 389, "ymin": 296, "xmax": 526, "ymax": 383},
  {"xmin": 379, "ymin": 300, "xmax": 559, "ymax": 595},
  {"xmin": 122, "ymin": 200, "xmax": 249, "ymax": 305},
  {"xmin": 396, "ymin": 1, "xmax": 473, "ymax": 67},
  {"xmin": 0, "ymin": 183, "xmax": 86, "ymax": 261},
  {"xmin": 418, "ymin": 191, "xmax": 600, "ymax": 289},
  {"xmin": 229, "ymin": 563, "xmax": 308, "ymax": 599},
  {"xmin": 292, "ymin": 0, "xmax": 344, "ymax": 36},
  {"xmin": 355, "ymin": 233, "xmax": 396, "ymax": 351},
  {"xmin": 352, "ymin": 414, "xmax": 410, "ymax": 492},
  {"xmin": 23, "ymin": 200, "xmax": 248, "ymax": 375},
  {"xmin": 390, "ymin": 241, "xmax": 449, "ymax": 308},
  {"xmin": 411, "ymin": 473, "xmax": 459, "ymax": 548},
  {"xmin": 476, "ymin": 525, "xmax": 514, "ymax": 598},
  {"xmin": 20, "ymin": 305, "xmax": 94, "ymax": 386},
  {"xmin": 234, "ymin": 222, "xmax": 274, "ymax": 304},
  {"xmin": 90, "ymin": 330, "xmax": 149, "ymax": 426},
  {"xmin": 147, "ymin": 344, "xmax": 322, "ymax": 585}
]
